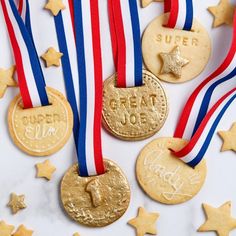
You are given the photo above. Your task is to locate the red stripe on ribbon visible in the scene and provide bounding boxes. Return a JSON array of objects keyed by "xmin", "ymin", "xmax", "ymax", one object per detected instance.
[
  {"xmin": 68, "ymin": 0, "xmax": 75, "ymax": 38},
  {"xmin": 173, "ymin": 87, "xmax": 236, "ymax": 157},
  {"xmin": 174, "ymin": 13, "xmax": 236, "ymax": 138},
  {"xmin": 164, "ymin": 0, "xmax": 171, "ymax": 13},
  {"xmin": 1, "ymin": 0, "xmax": 32, "ymax": 108},
  {"xmin": 18, "ymin": 0, "xmax": 23, "ymax": 15},
  {"xmin": 109, "ymin": 0, "xmax": 126, "ymax": 87},
  {"xmin": 90, "ymin": 0, "xmax": 105, "ymax": 175},
  {"xmin": 165, "ymin": 0, "xmax": 178, "ymax": 28}
]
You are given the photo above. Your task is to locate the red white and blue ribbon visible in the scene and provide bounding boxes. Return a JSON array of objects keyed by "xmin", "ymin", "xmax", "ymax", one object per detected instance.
[
  {"xmin": 108, "ymin": 0, "xmax": 143, "ymax": 87},
  {"xmin": 164, "ymin": 0, "xmax": 193, "ymax": 31},
  {"xmin": 51, "ymin": 0, "xmax": 105, "ymax": 176},
  {"xmin": 0, "ymin": 0, "xmax": 49, "ymax": 108},
  {"xmin": 171, "ymin": 13, "xmax": 236, "ymax": 167}
]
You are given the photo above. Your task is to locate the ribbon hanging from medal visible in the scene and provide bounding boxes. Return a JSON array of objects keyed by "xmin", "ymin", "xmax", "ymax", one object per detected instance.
[
  {"xmin": 142, "ymin": 0, "xmax": 212, "ymax": 83},
  {"xmin": 137, "ymin": 11, "xmax": 236, "ymax": 205},
  {"xmin": 43, "ymin": 0, "xmax": 130, "ymax": 227},
  {"xmin": 102, "ymin": 0, "xmax": 168, "ymax": 141},
  {"xmin": 0, "ymin": 0, "xmax": 73, "ymax": 157}
]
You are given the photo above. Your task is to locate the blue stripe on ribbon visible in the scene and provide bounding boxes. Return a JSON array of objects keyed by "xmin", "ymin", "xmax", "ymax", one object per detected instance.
[
  {"xmin": 25, "ymin": 0, "xmax": 33, "ymax": 38},
  {"xmin": 74, "ymin": 0, "xmax": 88, "ymax": 177},
  {"xmin": 183, "ymin": 0, "xmax": 193, "ymax": 31},
  {"xmin": 129, "ymin": 0, "xmax": 143, "ymax": 86},
  {"xmin": 9, "ymin": 0, "xmax": 49, "ymax": 106},
  {"xmin": 188, "ymin": 93, "xmax": 236, "ymax": 167},
  {"xmin": 192, "ymin": 68, "xmax": 236, "ymax": 136},
  {"xmin": 54, "ymin": 13, "xmax": 80, "ymax": 153}
]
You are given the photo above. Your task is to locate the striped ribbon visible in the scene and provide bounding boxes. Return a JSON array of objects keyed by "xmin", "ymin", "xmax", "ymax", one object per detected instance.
[
  {"xmin": 108, "ymin": 0, "xmax": 142, "ymax": 88},
  {"xmin": 1, "ymin": 0, "xmax": 49, "ymax": 108},
  {"xmin": 171, "ymin": 13, "xmax": 236, "ymax": 167},
  {"xmin": 164, "ymin": 0, "xmax": 193, "ymax": 31},
  {"xmin": 51, "ymin": 0, "xmax": 105, "ymax": 176}
]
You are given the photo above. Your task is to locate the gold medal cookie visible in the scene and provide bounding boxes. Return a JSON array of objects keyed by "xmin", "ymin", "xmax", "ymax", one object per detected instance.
[
  {"xmin": 142, "ymin": 13, "xmax": 211, "ymax": 83},
  {"xmin": 136, "ymin": 138, "xmax": 207, "ymax": 204},
  {"xmin": 103, "ymin": 70, "xmax": 168, "ymax": 141},
  {"xmin": 8, "ymin": 87, "xmax": 73, "ymax": 156}
]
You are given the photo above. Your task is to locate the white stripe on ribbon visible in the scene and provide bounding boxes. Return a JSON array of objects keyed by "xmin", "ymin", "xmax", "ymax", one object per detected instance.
[{"xmin": 175, "ymin": 0, "xmax": 187, "ymax": 29}]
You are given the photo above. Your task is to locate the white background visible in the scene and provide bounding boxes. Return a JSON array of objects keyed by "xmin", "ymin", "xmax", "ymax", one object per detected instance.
[{"xmin": 0, "ymin": 0, "xmax": 236, "ymax": 236}]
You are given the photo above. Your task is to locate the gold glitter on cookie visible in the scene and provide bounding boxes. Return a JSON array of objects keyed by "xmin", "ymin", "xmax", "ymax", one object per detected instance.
[
  {"xmin": 7, "ymin": 193, "xmax": 26, "ymax": 214},
  {"xmin": 13, "ymin": 225, "xmax": 33, "ymax": 236}
]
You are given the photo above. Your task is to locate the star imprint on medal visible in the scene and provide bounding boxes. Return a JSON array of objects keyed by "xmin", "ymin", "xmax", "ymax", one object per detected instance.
[
  {"xmin": 0, "ymin": 66, "xmax": 17, "ymax": 98},
  {"xmin": 159, "ymin": 46, "xmax": 189, "ymax": 78},
  {"xmin": 41, "ymin": 47, "xmax": 63, "ymax": 67},
  {"xmin": 13, "ymin": 225, "xmax": 33, "ymax": 236},
  {"xmin": 208, "ymin": 0, "xmax": 235, "ymax": 27},
  {"xmin": 198, "ymin": 201, "xmax": 236, "ymax": 236},
  {"xmin": 45, "ymin": 0, "xmax": 66, "ymax": 16},
  {"xmin": 218, "ymin": 123, "xmax": 236, "ymax": 152},
  {"xmin": 36, "ymin": 160, "xmax": 56, "ymax": 180},
  {"xmin": 0, "ymin": 221, "xmax": 14, "ymax": 236},
  {"xmin": 128, "ymin": 207, "xmax": 159, "ymax": 236},
  {"xmin": 7, "ymin": 193, "xmax": 26, "ymax": 214}
]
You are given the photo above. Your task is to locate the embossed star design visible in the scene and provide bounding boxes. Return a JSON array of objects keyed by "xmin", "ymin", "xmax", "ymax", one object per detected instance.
[
  {"xmin": 159, "ymin": 46, "xmax": 189, "ymax": 78},
  {"xmin": 0, "ymin": 66, "xmax": 17, "ymax": 98},
  {"xmin": 36, "ymin": 160, "xmax": 56, "ymax": 180},
  {"xmin": 0, "ymin": 221, "xmax": 14, "ymax": 236},
  {"xmin": 128, "ymin": 207, "xmax": 159, "ymax": 236},
  {"xmin": 198, "ymin": 201, "xmax": 236, "ymax": 236},
  {"xmin": 13, "ymin": 225, "xmax": 33, "ymax": 236},
  {"xmin": 41, "ymin": 47, "xmax": 63, "ymax": 67},
  {"xmin": 141, "ymin": 0, "xmax": 160, "ymax": 8},
  {"xmin": 44, "ymin": 0, "xmax": 66, "ymax": 16},
  {"xmin": 208, "ymin": 0, "xmax": 235, "ymax": 27},
  {"xmin": 218, "ymin": 123, "xmax": 236, "ymax": 152},
  {"xmin": 7, "ymin": 193, "xmax": 27, "ymax": 214}
]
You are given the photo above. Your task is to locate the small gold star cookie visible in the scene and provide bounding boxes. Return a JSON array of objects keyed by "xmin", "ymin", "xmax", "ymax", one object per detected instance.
[
  {"xmin": 0, "ymin": 66, "xmax": 17, "ymax": 98},
  {"xmin": 198, "ymin": 201, "xmax": 236, "ymax": 236},
  {"xmin": 159, "ymin": 46, "xmax": 189, "ymax": 78},
  {"xmin": 13, "ymin": 225, "xmax": 33, "ymax": 236},
  {"xmin": 218, "ymin": 123, "xmax": 236, "ymax": 152},
  {"xmin": 36, "ymin": 160, "xmax": 56, "ymax": 180},
  {"xmin": 41, "ymin": 47, "xmax": 63, "ymax": 67},
  {"xmin": 208, "ymin": 0, "xmax": 235, "ymax": 28},
  {"xmin": 45, "ymin": 0, "xmax": 65, "ymax": 16},
  {"xmin": 141, "ymin": 0, "xmax": 161, "ymax": 8},
  {"xmin": 7, "ymin": 193, "xmax": 26, "ymax": 214},
  {"xmin": 0, "ymin": 221, "xmax": 14, "ymax": 236},
  {"xmin": 128, "ymin": 207, "xmax": 159, "ymax": 236}
]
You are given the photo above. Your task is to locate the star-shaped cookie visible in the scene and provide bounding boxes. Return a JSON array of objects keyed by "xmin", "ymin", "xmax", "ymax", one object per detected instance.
[
  {"xmin": 41, "ymin": 47, "xmax": 63, "ymax": 67},
  {"xmin": 198, "ymin": 201, "xmax": 236, "ymax": 236},
  {"xmin": 45, "ymin": 0, "xmax": 65, "ymax": 16},
  {"xmin": 7, "ymin": 193, "xmax": 26, "ymax": 214},
  {"xmin": 141, "ymin": 0, "xmax": 160, "ymax": 8},
  {"xmin": 13, "ymin": 225, "xmax": 33, "ymax": 236},
  {"xmin": 159, "ymin": 46, "xmax": 189, "ymax": 78},
  {"xmin": 208, "ymin": 0, "xmax": 235, "ymax": 27},
  {"xmin": 36, "ymin": 160, "xmax": 56, "ymax": 180},
  {"xmin": 0, "ymin": 66, "xmax": 17, "ymax": 98},
  {"xmin": 218, "ymin": 123, "xmax": 236, "ymax": 152},
  {"xmin": 0, "ymin": 221, "xmax": 14, "ymax": 236},
  {"xmin": 128, "ymin": 207, "xmax": 159, "ymax": 236}
]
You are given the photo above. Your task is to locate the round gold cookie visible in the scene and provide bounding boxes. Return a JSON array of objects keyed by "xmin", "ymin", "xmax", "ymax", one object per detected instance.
[
  {"xmin": 102, "ymin": 70, "xmax": 168, "ymax": 141},
  {"xmin": 8, "ymin": 87, "xmax": 73, "ymax": 156},
  {"xmin": 136, "ymin": 137, "xmax": 207, "ymax": 204},
  {"xmin": 61, "ymin": 160, "xmax": 130, "ymax": 227},
  {"xmin": 142, "ymin": 13, "xmax": 211, "ymax": 83}
]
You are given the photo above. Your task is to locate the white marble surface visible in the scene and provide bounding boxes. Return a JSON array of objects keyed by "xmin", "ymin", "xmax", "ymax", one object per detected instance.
[{"xmin": 0, "ymin": 0, "xmax": 236, "ymax": 236}]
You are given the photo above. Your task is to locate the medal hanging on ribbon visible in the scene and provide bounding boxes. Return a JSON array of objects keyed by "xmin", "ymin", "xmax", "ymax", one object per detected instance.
[
  {"xmin": 136, "ymin": 12, "xmax": 236, "ymax": 205},
  {"xmin": 142, "ymin": 0, "xmax": 212, "ymax": 83},
  {"xmin": 0, "ymin": 0, "xmax": 73, "ymax": 157},
  {"xmin": 44, "ymin": 0, "xmax": 131, "ymax": 227},
  {"xmin": 102, "ymin": 0, "xmax": 168, "ymax": 141}
]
